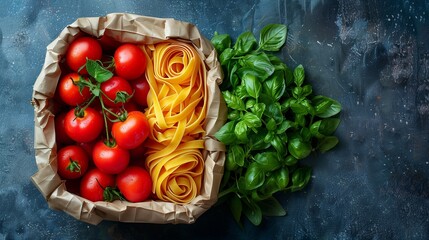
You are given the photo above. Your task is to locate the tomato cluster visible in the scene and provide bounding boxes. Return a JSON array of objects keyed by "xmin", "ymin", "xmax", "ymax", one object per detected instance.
[{"xmin": 55, "ymin": 36, "xmax": 152, "ymax": 203}]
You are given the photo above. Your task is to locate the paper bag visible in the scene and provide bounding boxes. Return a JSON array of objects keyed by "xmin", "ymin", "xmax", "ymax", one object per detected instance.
[{"xmin": 31, "ymin": 13, "xmax": 226, "ymax": 225}]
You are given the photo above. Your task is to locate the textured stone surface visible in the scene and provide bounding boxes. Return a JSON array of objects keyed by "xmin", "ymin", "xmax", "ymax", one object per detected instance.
[{"xmin": 1, "ymin": 0, "xmax": 428, "ymax": 239}]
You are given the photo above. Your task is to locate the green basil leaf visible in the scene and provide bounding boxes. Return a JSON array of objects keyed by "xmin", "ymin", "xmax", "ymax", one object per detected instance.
[
  {"xmin": 310, "ymin": 120, "xmax": 324, "ymax": 138},
  {"xmin": 263, "ymin": 70, "xmax": 286, "ymax": 102},
  {"xmin": 222, "ymin": 91, "xmax": 245, "ymax": 110},
  {"xmin": 244, "ymin": 162, "xmax": 265, "ymax": 190},
  {"xmin": 249, "ymin": 129, "xmax": 271, "ymax": 150},
  {"xmin": 311, "ymin": 118, "xmax": 341, "ymax": 138},
  {"xmin": 319, "ymin": 118, "xmax": 341, "ymax": 135},
  {"xmin": 219, "ymin": 48, "xmax": 235, "ymax": 65},
  {"xmin": 318, "ymin": 136, "xmax": 339, "ymax": 153},
  {"xmin": 300, "ymin": 127, "xmax": 312, "ymax": 142},
  {"xmin": 251, "ymin": 103, "xmax": 266, "ymax": 119},
  {"xmin": 251, "ymin": 190, "xmax": 269, "ymax": 201},
  {"xmin": 293, "ymin": 64, "xmax": 305, "ymax": 87},
  {"xmin": 278, "ymin": 132, "xmax": 288, "ymax": 143},
  {"xmin": 227, "ymin": 110, "xmax": 240, "ymax": 121},
  {"xmin": 225, "ymin": 153, "xmax": 238, "ymax": 171},
  {"xmin": 230, "ymin": 145, "xmax": 245, "ymax": 167},
  {"xmin": 312, "ymin": 95, "xmax": 331, "ymax": 113},
  {"xmin": 277, "ymin": 120, "xmax": 294, "ymax": 134},
  {"xmin": 264, "ymin": 131, "xmax": 275, "ymax": 143},
  {"xmin": 229, "ymin": 63, "xmax": 240, "ymax": 87},
  {"xmin": 243, "ymin": 73, "xmax": 262, "ymax": 99},
  {"xmin": 275, "ymin": 167, "xmax": 290, "ymax": 189},
  {"xmin": 301, "ymin": 99, "xmax": 315, "ymax": 116},
  {"xmin": 259, "ymin": 175, "xmax": 279, "ymax": 196},
  {"xmin": 266, "ymin": 118, "xmax": 277, "ymax": 131},
  {"xmin": 271, "ymin": 135, "xmax": 286, "ymax": 156},
  {"xmin": 302, "ymin": 85, "xmax": 313, "ymax": 97},
  {"xmin": 312, "ymin": 95, "xmax": 342, "ymax": 118},
  {"xmin": 242, "ymin": 198, "xmax": 262, "ymax": 226},
  {"xmin": 242, "ymin": 112, "xmax": 262, "ymax": 128},
  {"xmin": 284, "ymin": 65, "xmax": 294, "ymax": 86},
  {"xmin": 280, "ymin": 98, "xmax": 293, "ymax": 112},
  {"xmin": 233, "ymin": 31, "xmax": 257, "ymax": 56},
  {"xmin": 287, "ymin": 137, "xmax": 311, "ymax": 159},
  {"xmin": 267, "ymin": 54, "xmax": 287, "ymax": 72},
  {"xmin": 214, "ymin": 121, "xmax": 238, "ymax": 145},
  {"xmin": 259, "ymin": 24, "xmax": 287, "ymax": 52},
  {"xmin": 220, "ymin": 74, "xmax": 232, "ymax": 91},
  {"xmin": 264, "ymin": 102, "xmax": 283, "ymax": 124},
  {"xmin": 86, "ymin": 59, "xmax": 113, "ymax": 83},
  {"xmin": 291, "ymin": 167, "xmax": 312, "ymax": 192},
  {"xmin": 229, "ymin": 194, "xmax": 243, "ymax": 224},
  {"xmin": 236, "ymin": 67, "xmax": 266, "ymax": 81},
  {"xmin": 290, "ymin": 102, "xmax": 308, "ymax": 115},
  {"xmin": 237, "ymin": 176, "xmax": 247, "ymax": 192},
  {"xmin": 292, "ymin": 86, "xmax": 302, "ymax": 99},
  {"xmin": 254, "ymin": 152, "xmax": 281, "ymax": 171},
  {"xmin": 234, "ymin": 85, "xmax": 248, "ymax": 99},
  {"xmin": 234, "ymin": 121, "xmax": 248, "ymax": 141},
  {"xmin": 239, "ymin": 52, "xmax": 275, "ymax": 81},
  {"xmin": 226, "ymin": 144, "xmax": 245, "ymax": 171},
  {"xmin": 257, "ymin": 196, "xmax": 286, "ymax": 217},
  {"xmin": 211, "ymin": 33, "xmax": 232, "ymax": 54},
  {"xmin": 284, "ymin": 155, "xmax": 298, "ymax": 166},
  {"xmin": 245, "ymin": 99, "xmax": 257, "ymax": 109},
  {"xmin": 295, "ymin": 114, "xmax": 306, "ymax": 127}
]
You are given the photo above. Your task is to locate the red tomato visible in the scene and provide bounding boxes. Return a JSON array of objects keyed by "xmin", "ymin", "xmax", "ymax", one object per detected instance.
[
  {"xmin": 92, "ymin": 140, "xmax": 130, "ymax": 174},
  {"xmin": 111, "ymin": 111, "xmax": 150, "ymax": 149},
  {"xmin": 55, "ymin": 112, "xmax": 74, "ymax": 145},
  {"xmin": 80, "ymin": 168, "xmax": 115, "ymax": 202},
  {"xmin": 130, "ymin": 76, "xmax": 150, "ymax": 107},
  {"xmin": 100, "ymin": 76, "xmax": 133, "ymax": 108},
  {"xmin": 64, "ymin": 107, "xmax": 103, "ymax": 143},
  {"xmin": 66, "ymin": 37, "xmax": 102, "ymax": 74},
  {"xmin": 58, "ymin": 73, "xmax": 91, "ymax": 106},
  {"xmin": 57, "ymin": 145, "xmax": 89, "ymax": 179},
  {"xmin": 114, "ymin": 44, "xmax": 147, "ymax": 80},
  {"xmin": 116, "ymin": 166, "xmax": 152, "ymax": 202}
]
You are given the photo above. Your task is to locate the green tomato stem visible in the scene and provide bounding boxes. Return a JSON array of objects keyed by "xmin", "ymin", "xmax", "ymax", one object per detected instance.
[
  {"xmin": 80, "ymin": 94, "xmax": 98, "ymax": 112},
  {"xmin": 98, "ymin": 96, "xmax": 112, "ymax": 144},
  {"xmin": 100, "ymin": 91, "xmax": 116, "ymax": 106},
  {"xmin": 66, "ymin": 157, "xmax": 81, "ymax": 173}
]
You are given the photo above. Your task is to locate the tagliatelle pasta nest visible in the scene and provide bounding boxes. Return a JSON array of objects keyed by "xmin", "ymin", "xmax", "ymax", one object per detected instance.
[
  {"xmin": 31, "ymin": 13, "xmax": 227, "ymax": 225},
  {"xmin": 142, "ymin": 41, "xmax": 207, "ymax": 203}
]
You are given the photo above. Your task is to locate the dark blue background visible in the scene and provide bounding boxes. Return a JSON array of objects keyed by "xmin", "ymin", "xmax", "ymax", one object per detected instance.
[{"xmin": 1, "ymin": 0, "xmax": 428, "ymax": 239}]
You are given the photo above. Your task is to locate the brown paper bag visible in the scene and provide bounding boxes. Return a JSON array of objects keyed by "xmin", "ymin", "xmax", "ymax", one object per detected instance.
[{"xmin": 31, "ymin": 13, "xmax": 227, "ymax": 225}]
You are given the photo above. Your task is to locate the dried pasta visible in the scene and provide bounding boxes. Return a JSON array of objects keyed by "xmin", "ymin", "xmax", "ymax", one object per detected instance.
[{"xmin": 141, "ymin": 40, "xmax": 207, "ymax": 204}]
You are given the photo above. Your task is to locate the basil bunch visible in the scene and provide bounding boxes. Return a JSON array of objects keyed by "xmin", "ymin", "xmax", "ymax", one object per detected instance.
[{"xmin": 211, "ymin": 24, "xmax": 342, "ymax": 226}]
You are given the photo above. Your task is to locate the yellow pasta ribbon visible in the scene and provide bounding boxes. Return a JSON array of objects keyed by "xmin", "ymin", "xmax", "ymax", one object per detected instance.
[{"xmin": 141, "ymin": 40, "xmax": 207, "ymax": 204}]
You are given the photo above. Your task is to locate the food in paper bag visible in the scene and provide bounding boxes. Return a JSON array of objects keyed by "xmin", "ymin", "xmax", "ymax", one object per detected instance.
[
  {"xmin": 31, "ymin": 13, "xmax": 227, "ymax": 225},
  {"xmin": 143, "ymin": 41, "xmax": 207, "ymax": 203}
]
